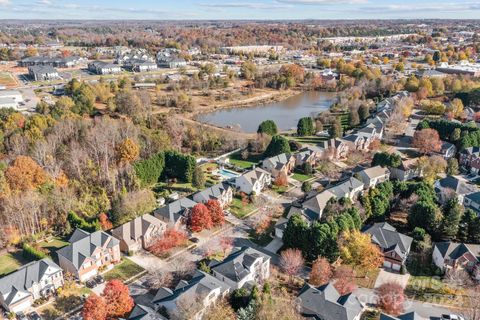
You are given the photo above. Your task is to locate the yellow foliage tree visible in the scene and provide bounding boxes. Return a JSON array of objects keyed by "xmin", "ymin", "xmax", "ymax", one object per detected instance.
[
  {"xmin": 117, "ymin": 138, "xmax": 140, "ymax": 164},
  {"xmin": 338, "ymin": 229, "xmax": 383, "ymax": 274},
  {"xmin": 5, "ymin": 156, "xmax": 47, "ymax": 191}
]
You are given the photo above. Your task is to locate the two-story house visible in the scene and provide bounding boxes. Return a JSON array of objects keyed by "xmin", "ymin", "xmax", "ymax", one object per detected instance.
[
  {"xmin": 261, "ymin": 153, "xmax": 296, "ymax": 178},
  {"xmin": 210, "ymin": 246, "xmax": 270, "ymax": 290},
  {"xmin": 56, "ymin": 229, "xmax": 121, "ymax": 282},
  {"xmin": 0, "ymin": 258, "xmax": 63, "ymax": 314},
  {"xmin": 459, "ymin": 147, "xmax": 480, "ymax": 174},
  {"xmin": 112, "ymin": 214, "xmax": 167, "ymax": 254},
  {"xmin": 340, "ymin": 134, "xmax": 370, "ymax": 152},
  {"xmin": 356, "ymin": 166, "xmax": 390, "ymax": 189},
  {"xmin": 464, "ymin": 191, "xmax": 480, "ymax": 215},
  {"xmin": 389, "ymin": 158, "xmax": 423, "ymax": 181},
  {"xmin": 192, "ymin": 182, "xmax": 234, "ymax": 208},
  {"xmin": 434, "ymin": 176, "xmax": 478, "ymax": 205},
  {"xmin": 432, "ymin": 242, "xmax": 480, "ymax": 280},
  {"xmin": 363, "ymin": 222, "xmax": 412, "ymax": 271},
  {"xmin": 153, "ymin": 197, "xmax": 198, "ymax": 228},
  {"xmin": 234, "ymin": 168, "xmax": 272, "ymax": 195}
]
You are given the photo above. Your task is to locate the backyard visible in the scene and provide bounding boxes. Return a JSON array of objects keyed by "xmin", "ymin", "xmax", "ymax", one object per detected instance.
[
  {"xmin": 228, "ymin": 152, "xmax": 263, "ymax": 169},
  {"xmin": 0, "ymin": 251, "xmax": 30, "ymax": 276}
]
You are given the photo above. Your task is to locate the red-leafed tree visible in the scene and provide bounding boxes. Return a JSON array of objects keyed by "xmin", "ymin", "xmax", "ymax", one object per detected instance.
[
  {"xmin": 280, "ymin": 248, "xmax": 304, "ymax": 283},
  {"xmin": 188, "ymin": 203, "xmax": 213, "ymax": 232},
  {"xmin": 82, "ymin": 293, "xmax": 107, "ymax": 320},
  {"xmin": 309, "ymin": 257, "xmax": 332, "ymax": 286},
  {"xmin": 220, "ymin": 236, "xmax": 233, "ymax": 256},
  {"xmin": 148, "ymin": 229, "xmax": 187, "ymax": 256},
  {"xmin": 333, "ymin": 265, "xmax": 357, "ymax": 295},
  {"xmin": 103, "ymin": 279, "xmax": 134, "ymax": 318},
  {"xmin": 375, "ymin": 282, "xmax": 405, "ymax": 316},
  {"xmin": 412, "ymin": 128, "xmax": 442, "ymax": 154},
  {"xmin": 206, "ymin": 199, "xmax": 225, "ymax": 226},
  {"xmin": 98, "ymin": 213, "xmax": 113, "ymax": 231}
]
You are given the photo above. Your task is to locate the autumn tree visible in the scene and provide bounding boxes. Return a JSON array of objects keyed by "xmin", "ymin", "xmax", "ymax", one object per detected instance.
[
  {"xmin": 188, "ymin": 203, "xmax": 213, "ymax": 232},
  {"xmin": 5, "ymin": 156, "xmax": 47, "ymax": 191},
  {"xmin": 98, "ymin": 213, "xmax": 113, "ymax": 231},
  {"xmin": 117, "ymin": 138, "xmax": 140, "ymax": 163},
  {"xmin": 412, "ymin": 129, "xmax": 441, "ymax": 154},
  {"xmin": 103, "ymin": 279, "xmax": 134, "ymax": 318},
  {"xmin": 375, "ymin": 282, "xmax": 405, "ymax": 316},
  {"xmin": 220, "ymin": 236, "xmax": 233, "ymax": 256},
  {"xmin": 82, "ymin": 294, "xmax": 107, "ymax": 320},
  {"xmin": 274, "ymin": 171, "xmax": 288, "ymax": 187},
  {"xmin": 309, "ymin": 257, "xmax": 332, "ymax": 286},
  {"xmin": 333, "ymin": 265, "xmax": 357, "ymax": 295},
  {"xmin": 280, "ymin": 248, "xmax": 304, "ymax": 283},
  {"xmin": 338, "ymin": 229, "xmax": 383, "ymax": 274},
  {"xmin": 206, "ymin": 199, "xmax": 224, "ymax": 226},
  {"xmin": 203, "ymin": 299, "xmax": 236, "ymax": 320}
]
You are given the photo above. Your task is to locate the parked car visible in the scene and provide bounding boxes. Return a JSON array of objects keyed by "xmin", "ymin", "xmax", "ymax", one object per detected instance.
[
  {"xmin": 442, "ymin": 315, "xmax": 465, "ymax": 320},
  {"xmin": 86, "ymin": 279, "xmax": 97, "ymax": 288},
  {"xmin": 94, "ymin": 274, "xmax": 105, "ymax": 285},
  {"xmin": 28, "ymin": 311, "xmax": 42, "ymax": 320},
  {"xmin": 190, "ymin": 237, "xmax": 200, "ymax": 243}
]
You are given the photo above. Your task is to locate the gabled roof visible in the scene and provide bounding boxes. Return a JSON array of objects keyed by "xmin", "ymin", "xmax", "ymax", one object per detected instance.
[
  {"xmin": 461, "ymin": 147, "xmax": 480, "ymax": 156},
  {"xmin": 465, "ymin": 191, "xmax": 480, "ymax": 204},
  {"xmin": 112, "ymin": 214, "xmax": 165, "ymax": 245},
  {"xmin": 363, "ymin": 222, "xmax": 413, "ymax": 260},
  {"xmin": 298, "ymin": 283, "xmax": 363, "ymax": 320},
  {"xmin": 210, "ymin": 246, "xmax": 270, "ymax": 283},
  {"xmin": 236, "ymin": 168, "xmax": 270, "ymax": 186},
  {"xmin": 327, "ymin": 177, "xmax": 364, "ymax": 198},
  {"xmin": 262, "ymin": 153, "xmax": 294, "ymax": 170},
  {"xmin": 193, "ymin": 182, "xmax": 232, "ymax": 203},
  {"xmin": 358, "ymin": 165, "xmax": 390, "ymax": 180},
  {"xmin": 302, "ymin": 190, "xmax": 336, "ymax": 219},
  {"xmin": 436, "ymin": 176, "xmax": 477, "ymax": 196},
  {"xmin": 56, "ymin": 228, "xmax": 119, "ymax": 270},
  {"xmin": 128, "ymin": 304, "xmax": 166, "ymax": 320},
  {"xmin": 0, "ymin": 258, "xmax": 61, "ymax": 305},
  {"xmin": 434, "ymin": 242, "xmax": 480, "ymax": 262},
  {"xmin": 380, "ymin": 312, "xmax": 424, "ymax": 320},
  {"xmin": 154, "ymin": 197, "xmax": 197, "ymax": 224}
]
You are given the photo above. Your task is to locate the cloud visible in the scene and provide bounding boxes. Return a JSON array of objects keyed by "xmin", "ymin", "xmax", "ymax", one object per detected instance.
[
  {"xmin": 276, "ymin": 0, "xmax": 368, "ymax": 5},
  {"xmin": 358, "ymin": 2, "xmax": 480, "ymax": 13},
  {"xmin": 199, "ymin": 2, "xmax": 292, "ymax": 9},
  {"xmin": 0, "ymin": 0, "xmax": 10, "ymax": 6},
  {"xmin": 36, "ymin": 0, "xmax": 52, "ymax": 5}
]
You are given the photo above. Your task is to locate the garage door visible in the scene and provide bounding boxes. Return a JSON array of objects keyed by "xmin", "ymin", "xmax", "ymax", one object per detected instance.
[
  {"xmin": 11, "ymin": 299, "xmax": 32, "ymax": 314},
  {"xmin": 383, "ymin": 261, "xmax": 392, "ymax": 269},
  {"xmin": 80, "ymin": 269, "xmax": 98, "ymax": 282},
  {"xmin": 392, "ymin": 264, "xmax": 401, "ymax": 271}
]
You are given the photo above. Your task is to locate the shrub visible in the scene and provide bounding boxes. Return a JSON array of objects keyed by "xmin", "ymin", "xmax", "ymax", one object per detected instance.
[{"xmin": 23, "ymin": 243, "xmax": 46, "ymax": 260}]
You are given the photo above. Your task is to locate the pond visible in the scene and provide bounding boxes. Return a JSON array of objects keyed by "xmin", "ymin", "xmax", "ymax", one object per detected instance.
[{"xmin": 196, "ymin": 91, "xmax": 337, "ymax": 133}]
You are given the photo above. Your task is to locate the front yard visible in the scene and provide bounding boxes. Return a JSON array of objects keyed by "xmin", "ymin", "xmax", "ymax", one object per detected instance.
[
  {"xmin": 406, "ymin": 275, "xmax": 468, "ymax": 307},
  {"xmin": 229, "ymin": 197, "xmax": 258, "ymax": 219},
  {"xmin": 104, "ymin": 257, "xmax": 145, "ymax": 282},
  {"xmin": 291, "ymin": 172, "xmax": 313, "ymax": 182},
  {"xmin": 38, "ymin": 285, "xmax": 91, "ymax": 320}
]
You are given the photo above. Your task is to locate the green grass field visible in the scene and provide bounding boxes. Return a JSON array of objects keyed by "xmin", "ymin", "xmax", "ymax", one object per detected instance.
[
  {"xmin": 291, "ymin": 172, "xmax": 313, "ymax": 182},
  {"xmin": 104, "ymin": 258, "xmax": 145, "ymax": 282},
  {"xmin": 229, "ymin": 197, "xmax": 257, "ymax": 219},
  {"xmin": 229, "ymin": 152, "xmax": 263, "ymax": 169},
  {"xmin": 0, "ymin": 251, "xmax": 30, "ymax": 276},
  {"xmin": 38, "ymin": 237, "xmax": 69, "ymax": 260}
]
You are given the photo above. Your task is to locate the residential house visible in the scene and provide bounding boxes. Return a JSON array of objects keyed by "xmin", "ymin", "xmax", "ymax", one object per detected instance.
[
  {"xmin": 0, "ymin": 259, "xmax": 63, "ymax": 314},
  {"xmin": 363, "ymin": 222, "xmax": 413, "ymax": 271},
  {"xmin": 274, "ymin": 216, "xmax": 289, "ymax": 238},
  {"xmin": 356, "ymin": 166, "xmax": 390, "ymax": 189},
  {"xmin": 192, "ymin": 182, "xmax": 233, "ymax": 208},
  {"xmin": 28, "ymin": 65, "xmax": 59, "ymax": 81},
  {"xmin": 434, "ymin": 176, "xmax": 478, "ymax": 205},
  {"xmin": 19, "ymin": 56, "xmax": 84, "ymax": 68},
  {"xmin": 459, "ymin": 147, "xmax": 480, "ymax": 174},
  {"xmin": 297, "ymin": 282, "xmax": 364, "ymax": 320},
  {"xmin": 438, "ymin": 141, "xmax": 456, "ymax": 159},
  {"xmin": 111, "ymin": 214, "xmax": 167, "ymax": 253},
  {"xmin": 464, "ymin": 191, "xmax": 480, "ymax": 215},
  {"xmin": 261, "ymin": 153, "xmax": 296, "ymax": 178},
  {"xmin": 153, "ymin": 270, "xmax": 230, "ymax": 320},
  {"xmin": 210, "ymin": 246, "xmax": 270, "ymax": 290},
  {"xmin": 234, "ymin": 168, "xmax": 271, "ymax": 195},
  {"xmin": 56, "ymin": 228, "xmax": 121, "ymax": 282},
  {"xmin": 318, "ymin": 139, "xmax": 349, "ymax": 159},
  {"xmin": 88, "ymin": 61, "xmax": 122, "ymax": 75},
  {"xmin": 294, "ymin": 148, "xmax": 321, "ymax": 168},
  {"xmin": 389, "ymin": 158, "xmax": 422, "ymax": 181},
  {"xmin": 380, "ymin": 312, "xmax": 424, "ymax": 320},
  {"xmin": 340, "ymin": 134, "xmax": 369, "ymax": 151},
  {"xmin": 128, "ymin": 304, "xmax": 166, "ymax": 320},
  {"xmin": 153, "ymin": 197, "xmax": 197, "ymax": 227},
  {"xmin": 328, "ymin": 177, "xmax": 364, "ymax": 200},
  {"xmin": 296, "ymin": 189, "xmax": 336, "ymax": 221},
  {"xmin": 156, "ymin": 53, "xmax": 187, "ymax": 69},
  {"xmin": 432, "ymin": 242, "xmax": 480, "ymax": 280},
  {"xmin": 124, "ymin": 59, "xmax": 158, "ymax": 72}
]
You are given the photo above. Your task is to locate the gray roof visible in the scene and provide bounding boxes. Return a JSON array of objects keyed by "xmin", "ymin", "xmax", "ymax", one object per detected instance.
[
  {"xmin": 128, "ymin": 304, "xmax": 166, "ymax": 320},
  {"xmin": 363, "ymin": 222, "xmax": 413, "ymax": 260},
  {"xmin": 28, "ymin": 65, "xmax": 58, "ymax": 74},
  {"xmin": 153, "ymin": 197, "xmax": 197, "ymax": 224},
  {"xmin": 56, "ymin": 229, "xmax": 119, "ymax": 270},
  {"xmin": 327, "ymin": 177, "xmax": 364, "ymax": 198},
  {"xmin": 112, "ymin": 214, "xmax": 164, "ymax": 244},
  {"xmin": 237, "ymin": 167, "xmax": 270, "ymax": 186},
  {"xmin": 210, "ymin": 246, "xmax": 269, "ymax": 283},
  {"xmin": 465, "ymin": 191, "xmax": 480, "ymax": 204},
  {"xmin": 461, "ymin": 147, "xmax": 480, "ymax": 156},
  {"xmin": 298, "ymin": 283, "xmax": 363, "ymax": 320},
  {"xmin": 436, "ymin": 176, "xmax": 477, "ymax": 196},
  {"xmin": 358, "ymin": 165, "xmax": 390, "ymax": 180},
  {"xmin": 434, "ymin": 242, "xmax": 480, "ymax": 261},
  {"xmin": 380, "ymin": 312, "xmax": 423, "ymax": 320},
  {"xmin": 302, "ymin": 190, "xmax": 336, "ymax": 220},
  {"xmin": 193, "ymin": 182, "xmax": 232, "ymax": 203},
  {"xmin": 262, "ymin": 153, "xmax": 293, "ymax": 170},
  {"xmin": 0, "ymin": 258, "xmax": 61, "ymax": 305}
]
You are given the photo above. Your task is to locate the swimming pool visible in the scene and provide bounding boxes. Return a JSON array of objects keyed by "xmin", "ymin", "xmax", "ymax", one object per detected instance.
[{"xmin": 218, "ymin": 169, "xmax": 240, "ymax": 179}]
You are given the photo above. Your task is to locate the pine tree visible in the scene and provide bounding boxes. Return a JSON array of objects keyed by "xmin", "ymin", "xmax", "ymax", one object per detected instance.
[{"xmin": 441, "ymin": 198, "xmax": 463, "ymax": 240}]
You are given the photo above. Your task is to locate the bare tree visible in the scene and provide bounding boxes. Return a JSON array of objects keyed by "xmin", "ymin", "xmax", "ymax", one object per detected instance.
[{"xmin": 280, "ymin": 248, "xmax": 304, "ymax": 283}]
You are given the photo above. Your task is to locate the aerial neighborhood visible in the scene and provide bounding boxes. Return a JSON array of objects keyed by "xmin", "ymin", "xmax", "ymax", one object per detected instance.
[{"xmin": 1, "ymin": 17, "xmax": 480, "ymax": 320}]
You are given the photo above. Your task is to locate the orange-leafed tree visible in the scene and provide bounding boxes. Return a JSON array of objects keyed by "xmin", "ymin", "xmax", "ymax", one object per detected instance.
[
  {"xmin": 375, "ymin": 282, "xmax": 405, "ymax": 316},
  {"xmin": 412, "ymin": 128, "xmax": 442, "ymax": 154},
  {"xmin": 206, "ymin": 199, "xmax": 224, "ymax": 226},
  {"xmin": 82, "ymin": 293, "xmax": 107, "ymax": 320},
  {"xmin": 188, "ymin": 203, "xmax": 213, "ymax": 232},
  {"xmin": 309, "ymin": 257, "xmax": 332, "ymax": 286},
  {"xmin": 98, "ymin": 213, "xmax": 113, "ymax": 231},
  {"xmin": 148, "ymin": 229, "xmax": 187, "ymax": 256},
  {"xmin": 274, "ymin": 171, "xmax": 288, "ymax": 187},
  {"xmin": 333, "ymin": 265, "xmax": 357, "ymax": 295},
  {"xmin": 5, "ymin": 156, "xmax": 47, "ymax": 191},
  {"xmin": 220, "ymin": 236, "xmax": 233, "ymax": 256},
  {"xmin": 117, "ymin": 138, "xmax": 140, "ymax": 164},
  {"xmin": 103, "ymin": 279, "xmax": 134, "ymax": 318},
  {"xmin": 338, "ymin": 229, "xmax": 384, "ymax": 274}
]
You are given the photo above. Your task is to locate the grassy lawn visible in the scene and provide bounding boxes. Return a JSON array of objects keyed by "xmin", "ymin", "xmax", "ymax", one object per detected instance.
[
  {"xmin": 229, "ymin": 197, "xmax": 257, "ymax": 219},
  {"xmin": 355, "ymin": 268, "xmax": 380, "ymax": 289},
  {"xmin": 38, "ymin": 285, "xmax": 91, "ymax": 320},
  {"xmin": 271, "ymin": 184, "xmax": 289, "ymax": 194},
  {"xmin": 406, "ymin": 276, "xmax": 467, "ymax": 307},
  {"xmin": 291, "ymin": 172, "xmax": 313, "ymax": 182},
  {"xmin": 154, "ymin": 181, "xmax": 198, "ymax": 195},
  {"xmin": 288, "ymin": 136, "xmax": 328, "ymax": 145},
  {"xmin": 37, "ymin": 236, "xmax": 69, "ymax": 260},
  {"xmin": 0, "ymin": 251, "xmax": 31, "ymax": 276},
  {"xmin": 104, "ymin": 258, "xmax": 145, "ymax": 282},
  {"xmin": 229, "ymin": 152, "xmax": 264, "ymax": 169}
]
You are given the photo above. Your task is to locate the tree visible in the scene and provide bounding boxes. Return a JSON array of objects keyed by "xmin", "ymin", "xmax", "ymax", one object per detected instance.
[
  {"xmin": 309, "ymin": 257, "xmax": 332, "ymax": 286},
  {"xmin": 358, "ymin": 104, "xmax": 370, "ymax": 122},
  {"xmin": 220, "ymin": 236, "xmax": 233, "ymax": 256},
  {"xmin": 301, "ymin": 181, "xmax": 312, "ymax": 193},
  {"xmin": 447, "ymin": 158, "xmax": 459, "ymax": 175},
  {"xmin": 338, "ymin": 229, "xmax": 383, "ymax": 274},
  {"xmin": 329, "ymin": 117, "xmax": 343, "ymax": 138},
  {"xmin": 102, "ymin": 279, "xmax": 134, "ymax": 318},
  {"xmin": 98, "ymin": 213, "xmax": 113, "ymax": 231},
  {"xmin": 458, "ymin": 209, "xmax": 480, "ymax": 244},
  {"xmin": 349, "ymin": 108, "xmax": 360, "ymax": 127},
  {"xmin": 240, "ymin": 61, "xmax": 257, "ymax": 80},
  {"xmin": 192, "ymin": 166, "xmax": 206, "ymax": 189},
  {"xmin": 333, "ymin": 265, "xmax": 357, "ymax": 295},
  {"xmin": 375, "ymin": 282, "xmax": 405, "ymax": 316},
  {"xmin": 188, "ymin": 203, "xmax": 213, "ymax": 232},
  {"xmin": 297, "ymin": 117, "xmax": 314, "ymax": 136},
  {"xmin": 274, "ymin": 171, "xmax": 288, "ymax": 187},
  {"xmin": 117, "ymin": 138, "xmax": 140, "ymax": 164},
  {"xmin": 206, "ymin": 199, "xmax": 224, "ymax": 226},
  {"xmin": 264, "ymin": 135, "xmax": 291, "ymax": 157},
  {"xmin": 372, "ymin": 152, "xmax": 401, "ymax": 168},
  {"xmin": 441, "ymin": 198, "xmax": 463, "ymax": 240},
  {"xmin": 280, "ymin": 248, "xmax": 304, "ymax": 283},
  {"xmin": 255, "ymin": 289, "xmax": 302, "ymax": 320},
  {"xmin": 412, "ymin": 129, "xmax": 441, "ymax": 154},
  {"xmin": 450, "ymin": 98, "xmax": 464, "ymax": 118},
  {"xmin": 258, "ymin": 120, "xmax": 278, "ymax": 136},
  {"xmin": 415, "ymin": 155, "xmax": 447, "ymax": 184},
  {"xmin": 82, "ymin": 294, "xmax": 107, "ymax": 320},
  {"xmin": 409, "ymin": 201, "xmax": 441, "ymax": 235},
  {"xmin": 5, "ymin": 156, "xmax": 47, "ymax": 191},
  {"xmin": 203, "ymin": 300, "xmax": 236, "ymax": 320}
]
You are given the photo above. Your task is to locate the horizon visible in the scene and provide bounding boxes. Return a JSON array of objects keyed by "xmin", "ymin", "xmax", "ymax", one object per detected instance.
[{"xmin": 1, "ymin": 0, "xmax": 480, "ymax": 20}]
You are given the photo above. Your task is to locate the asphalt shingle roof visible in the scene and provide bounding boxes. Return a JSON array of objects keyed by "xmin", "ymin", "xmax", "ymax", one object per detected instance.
[{"xmin": 363, "ymin": 222, "xmax": 413, "ymax": 260}]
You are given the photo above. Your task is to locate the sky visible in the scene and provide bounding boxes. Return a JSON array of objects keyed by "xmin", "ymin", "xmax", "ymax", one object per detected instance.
[{"xmin": 0, "ymin": 0, "xmax": 480, "ymax": 20}]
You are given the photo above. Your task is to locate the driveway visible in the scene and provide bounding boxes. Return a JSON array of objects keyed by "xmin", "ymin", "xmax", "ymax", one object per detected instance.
[
  {"xmin": 128, "ymin": 249, "xmax": 167, "ymax": 273},
  {"xmin": 374, "ymin": 269, "xmax": 410, "ymax": 289}
]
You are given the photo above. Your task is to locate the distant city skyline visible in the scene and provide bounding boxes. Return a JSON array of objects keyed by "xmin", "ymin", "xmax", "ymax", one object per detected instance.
[{"xmin": 0, "ymin": 0, "xmax": 480, "ymax": 20}]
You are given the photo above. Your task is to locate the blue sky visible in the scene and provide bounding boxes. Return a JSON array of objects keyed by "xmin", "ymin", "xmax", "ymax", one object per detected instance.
[{"xmin": 0, "ymin": 0, "xmax": 480, "ymax": 20}]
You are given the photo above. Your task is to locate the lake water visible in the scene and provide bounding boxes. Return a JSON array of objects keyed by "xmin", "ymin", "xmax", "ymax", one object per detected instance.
[{"xmin": 196, "ymin": 91, "xmax": 337, "ymax": 133}]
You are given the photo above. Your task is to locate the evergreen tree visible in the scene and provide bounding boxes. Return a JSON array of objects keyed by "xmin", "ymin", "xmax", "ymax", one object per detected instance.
[
  {"xmin": 446, "ymin": 158, "xmax": 459, "ymax": 175},
  {"xmin": 329, "ymin": 117, "xmax": 343, "ymax": 138},
  {"xmin": 440, "ymin": 198, "xmax": 463, "ymax": 240},
  {"xmin": 297, "ymin": 117, "xmax": 314, "ymax": 136},
  {"xmin": 301, "ymin": 181, "xmax": 312, "ymax": 193},
  {"xmin": 264, "ymin": 135, "xmax": 291, "ymax": 157},
  {"xmin": 257, "ymin": 120, "xmax": 278, "ymax": 136},
  {"xmin": 192, "ymin": 166, "xmax": 206, "ymax": 189}
]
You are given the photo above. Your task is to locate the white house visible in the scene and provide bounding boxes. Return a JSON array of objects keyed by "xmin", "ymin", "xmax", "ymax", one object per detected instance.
[{"xmin": 234, "ymin": 168, "xmax": 271, "ymax": 195}]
